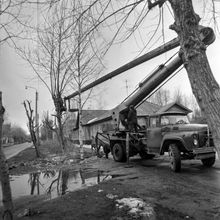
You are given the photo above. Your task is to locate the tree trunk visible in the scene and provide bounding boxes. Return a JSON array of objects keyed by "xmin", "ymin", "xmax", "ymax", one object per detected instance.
[
  {"xmin": 28, "ymin": 117, "xmax": 39, "ymax": 157},
  {"xmin": 77, "ymin": 18, "xmax": 84, "ymax": 161},
  {"xmin": 31, "ymin": 129, "xmax": 40, "ymax": 158},
  {"xmin": 56, "ymin": 113, "xmax": 65, "ymax": 152},
  {"xmin": 61, "ymin": 169, "xmax": 69, "ymax": 195},
  {"xmin": 0, "ymin": 92, "xmax": 13, "ymax": 220},
  {"xmin": 168, "ymin": 0, "xmax": 220, "ymax": 157},
  {"xmin": 53, "ymin": 97, "xmax": 65, "ymax": 152},
  {"xmin": 78, "ymin": 98, "xmax": 84, "ymax": 160},
  {"xmin": 23, "ymin": 100, "xmax": 40, "ymax": 158}
]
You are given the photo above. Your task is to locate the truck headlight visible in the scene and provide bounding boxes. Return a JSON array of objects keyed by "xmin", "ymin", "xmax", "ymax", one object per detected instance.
[
  {"xmin": 193, "ymin": 139, "xmax": 198, "ymax": 146},
  {"xmin": 192, "ymin": 134, "xmax": 198, "ymax": 146}
]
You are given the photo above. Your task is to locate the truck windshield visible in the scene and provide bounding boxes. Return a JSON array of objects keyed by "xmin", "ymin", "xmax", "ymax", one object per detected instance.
[{"xmin": 161, "ymin": 115, "xmax": 189, "ymax": 126}]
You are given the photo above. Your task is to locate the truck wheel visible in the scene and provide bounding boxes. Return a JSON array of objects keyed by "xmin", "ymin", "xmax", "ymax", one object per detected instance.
[
  {"xmin": 168, "ymin": 144, "xmax": 181, "ymax": 172},
  {"xmin": 112, "ymin": 143, "xmax": 126, "ymax": 162},
  {"xmin": 201, "ymin": 156, "xmax": 215, "ymax": 167}
]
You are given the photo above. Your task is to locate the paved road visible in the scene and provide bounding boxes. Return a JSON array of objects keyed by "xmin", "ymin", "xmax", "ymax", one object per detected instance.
[{"xmin": 3, "ymin": 142, "xmax": 32, "ymax": 159}]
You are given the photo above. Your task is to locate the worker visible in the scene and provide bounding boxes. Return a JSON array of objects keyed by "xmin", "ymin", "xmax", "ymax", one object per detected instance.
[
  {"xmin": 91, "ymin": 135, "xmax": 96, "ymax": 154},
  {"xmin": 93, "ymin": 133, "xmax": 110, "ymax": 159},
  {"xmin": 127, "ymin": 105, "xmax": 141, "ymax": 132},
  {"xmin": 119, "ymin": 112, "xmax": 128, "ymax": 130}
]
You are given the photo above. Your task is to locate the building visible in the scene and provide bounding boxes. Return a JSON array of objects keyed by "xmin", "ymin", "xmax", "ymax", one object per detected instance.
[
  {"xmin": 66, "ymin": 101, "xmax": 192, "ymax": 144},
  {"xmin": 65, "ymin": 109, "xmax": 108, "ymax": 143},
  {"xmin": 67, "ymin": 101, "xmax": 160, "ymax": 143}
]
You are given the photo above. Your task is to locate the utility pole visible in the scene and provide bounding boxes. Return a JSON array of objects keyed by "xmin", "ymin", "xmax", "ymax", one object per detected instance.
[{"xmin": 35, "ymin": 90, "xmax": 39, "ymax": 146}]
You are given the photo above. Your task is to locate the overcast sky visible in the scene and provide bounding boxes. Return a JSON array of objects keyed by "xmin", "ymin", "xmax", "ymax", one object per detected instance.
[{"xmin": 0, "ymin": 1, "xmax": 220, "ymax": 133}]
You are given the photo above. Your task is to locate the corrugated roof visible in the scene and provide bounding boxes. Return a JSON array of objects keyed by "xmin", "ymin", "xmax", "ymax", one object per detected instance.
[{"xmin": 136, "ymin": 101, "xmax": 161, "ymax": 116}]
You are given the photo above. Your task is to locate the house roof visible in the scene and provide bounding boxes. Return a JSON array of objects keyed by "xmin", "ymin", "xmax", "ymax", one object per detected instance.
[
  {"xmin": 86, "ymin": 100, "xmax": 161, "ymax": 125},
  {"xmin": 81, "ymin": 110, "xmax": 108, "ymax": 124},
  {"xmin": 155, "ymin": 102, "xmax": 192, "ymax": 114},
  {"xmin": 136, "ymin": 101, "xmax": 161, "ymax": 116}
]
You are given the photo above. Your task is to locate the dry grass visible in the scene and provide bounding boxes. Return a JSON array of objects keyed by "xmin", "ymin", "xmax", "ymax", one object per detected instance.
[{"xmin": 7, "ymin": 139, "xmax": 93, "ymax": 169}]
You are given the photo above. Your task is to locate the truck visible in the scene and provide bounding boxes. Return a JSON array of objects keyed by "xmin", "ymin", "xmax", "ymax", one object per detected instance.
[
  {"xmin": 65, "ymin": 25, "xmax": 216, "ymax": 172},
  {"xmin": 96, "ymin": 109, "xmax": 215, "ymax": 172}
]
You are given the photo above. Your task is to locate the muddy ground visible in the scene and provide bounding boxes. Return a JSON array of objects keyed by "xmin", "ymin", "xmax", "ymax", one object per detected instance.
[{"xmin": 2, "ymin": 144, "xmax": 220, "ymax": 220}]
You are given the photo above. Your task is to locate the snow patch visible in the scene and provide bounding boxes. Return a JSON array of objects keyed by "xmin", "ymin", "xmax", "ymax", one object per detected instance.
[
  {"xmin": 116, "ymin": 197, "xmax": 155, "ymax": 219},
  {"xmin": 106, "ymin": 193, "xmax": 118, "ymax": 199}
]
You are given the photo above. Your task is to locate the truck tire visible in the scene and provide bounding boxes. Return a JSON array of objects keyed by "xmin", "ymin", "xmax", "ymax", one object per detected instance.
[
  {"xmin": 168, "ymin": 144, "xmax": 181, "ymax": 172},
  {"xmin": 201, "ymin": 156, "xmax": 215, "ymax": 167},
  {"xmin": 112, "ymin": 143, "xmax": 126, "ymax": 162}
]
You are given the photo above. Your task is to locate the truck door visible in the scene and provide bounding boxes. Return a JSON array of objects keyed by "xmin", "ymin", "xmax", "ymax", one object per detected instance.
[{"xmin": 146, "ymin": 116, "xmax": 162, "ymax": 153}]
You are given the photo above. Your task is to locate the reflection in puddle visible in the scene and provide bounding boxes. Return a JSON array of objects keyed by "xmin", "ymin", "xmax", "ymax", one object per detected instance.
[{"xmin": 0, "ymin": 169, "xmax": 111, "ymax": 206}]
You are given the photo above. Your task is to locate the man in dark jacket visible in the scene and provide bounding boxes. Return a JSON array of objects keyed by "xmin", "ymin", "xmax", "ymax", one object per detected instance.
[{"xmin": 127, "ymin": 105, "xmax": 140, "ymax": 132}]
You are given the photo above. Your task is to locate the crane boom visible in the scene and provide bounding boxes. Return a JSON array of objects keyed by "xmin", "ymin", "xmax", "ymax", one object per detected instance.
[
  {"xmin": 65, "ymin": 37, "xmax": 179, "ymax": 100},
  {"xmin": 65, "ymin": 26, "xmax": 214, "ymax": 102}
]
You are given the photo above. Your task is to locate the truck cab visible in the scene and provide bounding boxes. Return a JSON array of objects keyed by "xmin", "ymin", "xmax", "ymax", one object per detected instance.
[{"xmin": 144, "ymin": 112, "xmax": 216, "ymax": 172}]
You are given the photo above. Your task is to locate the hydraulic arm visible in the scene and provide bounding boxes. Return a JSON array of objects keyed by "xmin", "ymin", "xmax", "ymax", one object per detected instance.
[{"xmin": 65, "ymin": 26, "xmax": 214, "ymax": 102}]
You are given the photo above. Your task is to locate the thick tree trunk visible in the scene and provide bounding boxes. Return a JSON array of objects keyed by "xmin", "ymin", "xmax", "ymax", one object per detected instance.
[
  {"xmin": 169, "ymin": 0, "xmax": 220, "ymax": 156},
  {"xmin": 53, "ymin": 96, "xmax": 65, "ymax": 152},
  {"xmin": 0, "ymin": 92, "xmax": 13, "ymax": 220},
  {"xmin": 56, "ymin": 113, "xmax": 65, "ymax": 152}
]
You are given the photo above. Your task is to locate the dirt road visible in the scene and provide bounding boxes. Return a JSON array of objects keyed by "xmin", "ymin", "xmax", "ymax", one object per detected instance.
[
  {"xmin": 4, "ymin": 142, "xmax": 32, "ymax": 159},
  {"xmin": 82, "ymin": 155, "xmax": 220, "ymax": 220},
  {"xmin": 8, "ymin": 150, "xmax": 220, "ymax": 220}
]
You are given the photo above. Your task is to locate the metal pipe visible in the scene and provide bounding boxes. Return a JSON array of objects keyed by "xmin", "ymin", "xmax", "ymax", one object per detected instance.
[
  {"xmin": 65, "ymin": 26, "xmax": 215, "ymax": 101},
  {"xmin": 124, "ymin": 55, "xmax": 182, "ymax": 107},
  {"xmin": 65, "ymin": 37, "xmax": 179, "ymax": 100}
]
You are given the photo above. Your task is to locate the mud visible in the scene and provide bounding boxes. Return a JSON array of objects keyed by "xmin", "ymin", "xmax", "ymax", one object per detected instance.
[{"xmin": 3, "ymin": 151, "xmax": 220, "ymax": 219}]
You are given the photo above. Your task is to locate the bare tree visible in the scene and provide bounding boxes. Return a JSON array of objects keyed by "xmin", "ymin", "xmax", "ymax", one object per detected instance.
[
  {"xmin": 17, "ymin": 1, "xmax": 78, "ymax": 151},
  {"xmin": 68, "ymin": 4, "xmax": 105, "ymax": 159},
  {"xmin": 41, "ymin": 112, "xmax": 53, "ymax": 141},
  {"xmin": 10, "ymin": 125, "xmax": 27, "ymax": 144},
  {"xmin": 0, "ymin": 0, "xmax": 28, "ymax": 45},
  {"xmin": 0, "ymin": 92, "xmax": 13, "ymax": 220},
  {"xmin": 41, "ymin": 111, "xmax": 69, "ymax": 149},
  {"xmin": 172, "ymin": 88, "xmax": 191, "ymax": 106},
  {"xmin": 148, "ymin": 88, "xmax": 170, "ymax": 106},
  {"xmin": 18, "ymin": 1, "xmax": 105, "ymax": 156},
  {"xmin": 23, "ymin": 100, "xmax": 40, "ymax": 157}
]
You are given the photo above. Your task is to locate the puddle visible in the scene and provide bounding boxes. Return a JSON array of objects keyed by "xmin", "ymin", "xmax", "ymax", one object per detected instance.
[{"xmin": 0, "ymin": 169, "xmax": 111, "ymax": 206}]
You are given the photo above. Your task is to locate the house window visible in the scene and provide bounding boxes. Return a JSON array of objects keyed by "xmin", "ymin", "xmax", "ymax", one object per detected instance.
[
  {"xmin": 161, "ymin": 116, "xmax": 169, "ymax": 126},
  {"xmin": 150, "ymin": 117, "xmax": 158, "ymax": 128}
]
